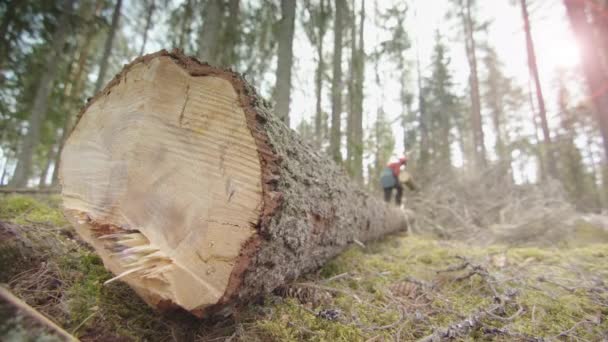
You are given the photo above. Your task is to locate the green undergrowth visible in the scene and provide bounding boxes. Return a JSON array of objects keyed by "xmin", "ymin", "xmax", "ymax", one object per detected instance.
[{"xmin": 1, "ymin": 194, "xmax": 608, "ymax": 341}]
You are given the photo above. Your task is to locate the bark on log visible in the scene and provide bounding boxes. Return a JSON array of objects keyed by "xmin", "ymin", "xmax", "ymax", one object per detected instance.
[{"xmin": 59, "ymin": 50, "xmax": 408, "ymax": 317}]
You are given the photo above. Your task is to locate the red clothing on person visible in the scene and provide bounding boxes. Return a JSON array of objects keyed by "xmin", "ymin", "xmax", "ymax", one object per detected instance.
[{"xmin": 387, "ymin": 161, "xmax": 403, "ymax": 177}]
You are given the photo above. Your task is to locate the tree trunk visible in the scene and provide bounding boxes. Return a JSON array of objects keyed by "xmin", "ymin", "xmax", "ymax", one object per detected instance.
[
  {"xmin": 274, "ymin": 0, "xmax": 296, "ymax": 126},
  {"xmin": 51, "ymin": 0, "xmax": 103, "ymax": 187},
  {"xmin": 94, "ymin": 0, "xmax": 122, "ymax": 93},
  {"xmin": 330, "ymin": 0, "xmax": 345, "ymax": 163},
  {"xmin": 352, "ymin": 0, "xmax": 365, "ymax": 181},
  {"xmin": 219, "ymin": 0, "xmax": 240, "ymax": 66},
  {"xmin": 346, "ymin": 2, "xmax": 356, "ymax": 175},
  {"xmin": 520, "ymin": 0, "xmax": 556, "ymax": 178},
  {"xmin": 460, "ymin": 0, "xmax": 485, "ymax": 170},
  {"xmin": 139, "ymin": 0, "xmax": 155, "ymax": 57},
  {"xmin": 416, "ymin": 45, "xmax": 429, "ymax": 171},
  {"xmin": 59, "ymin": 50, "xmax": 408, "ymax": 318},
  {"xmin": 314, "ymin": 0, "xmax": 326, "ymax": 150},
  {"xmin": 178, "ymin": 0, "xmax": 194, "ymax": 51},
  {"xmin": 198, "ymin": 0, "xmax": 223, "ymax": 65},
  {"xmin": 38, "ymin": 143, "xmax": 56, "ymax": 188},
  {"xmin": 9, "ymin": 0, "xmax": 74, "ymax": 188},
  {"xmin": 0, "ymin": 157, "xmax": 9, "ymax": 186},
  {"xmin": 0, "ymin": 0, "xmax": 21, "ymax": 77},
  {"xmin": 564, "ymin": 0, "xmax": 608, "ymax": 163}
]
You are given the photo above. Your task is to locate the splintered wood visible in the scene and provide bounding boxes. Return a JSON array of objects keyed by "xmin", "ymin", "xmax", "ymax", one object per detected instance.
[
  {"xmin": 60, "ymin": 56, "xmax": 262, "ymax": 312},
  {"xmin": 60, "ymin": 50, "xmax": 408, "ymax": 318}
]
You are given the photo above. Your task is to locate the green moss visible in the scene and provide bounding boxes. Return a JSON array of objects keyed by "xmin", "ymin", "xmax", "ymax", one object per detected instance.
[
  {"xmin": 3, "ymin": 194, "xmax": 608, "ymax": 341},
  {"xmin": 0, "ymin": 195, "xmax": 67, "ymax": 226},
  {"xmin": 255, "ymin": 299, "xmax": 365, "ymax": 342}
]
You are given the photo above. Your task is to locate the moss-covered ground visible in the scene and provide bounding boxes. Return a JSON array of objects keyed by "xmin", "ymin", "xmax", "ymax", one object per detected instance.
[{"xmin": 1, "ymin": 194, "xmax": 607, "ymax": 341}]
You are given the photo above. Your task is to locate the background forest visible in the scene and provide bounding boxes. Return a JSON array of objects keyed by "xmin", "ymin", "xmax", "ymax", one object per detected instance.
[
  {"xmin": 1, "ymin": 0, "xmax": 608, "ymax": 208},
  {"xmin": 5, "ymin": 1, "xmax": 608, "ymax": 341}
]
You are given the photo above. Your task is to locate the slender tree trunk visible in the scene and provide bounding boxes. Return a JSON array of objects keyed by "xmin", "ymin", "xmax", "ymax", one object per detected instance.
[
  {"xmin": 219, "ymin": 0, "xmax": 240, "ymax": 66},
  {"xmin": 330, "ymin": 0, "xmax": 345, "ymax": 163},
  {"xmin": 38, "ymin": 143, "xmax": 56, "ymax": 187},
  {"xmin": 314, "ymin": 0, "xmax": 326, "ymax": 149},
  {"xmin": 9, "ymin": 0, "xmax": 74, "ymax": 188},
  {"xmin": 178, "ymin": 0, "xmax": 194, "ymax": 51},
  {"xmin": 564, "ymin": 0, "xmax": 608, "ymax": 163},
  {"xmin": 460, "ymin": 0, "xmax": 485, "ymax": 170},
  {"xmin": 198, "ymin": 0, "xmax": 223, "ymax": 65},
  {"xmin": 0, "ymin": 157, "xmax": 9, "ymax": 186},
  {"xmin": 416, "ymin": 39, "xmax": 429, "ymax": 170},
  {"xmin": 484, "ymin": 54, "xmax": 509, "ymax": 167},
  {"xmin": 94, "ymin": 0, "xmax": 122, "ymax": 93},
  {"xmin": 521, "ymin": 0, "xmax": 556, "ymax": 178},
  {"xmin": 274, "ymin": 0, "xmax": 296, "ymax": 126},
  {"xmin": 139, "ymin": 0, "xmax": 155, "ymax": 56},
  {"xmin": 346, "ymin": 3, "xmax": 356, "ymax": 173},
  {"xmin": 351, "ymin": 0, "xmax": 365, "ymax": 181}
]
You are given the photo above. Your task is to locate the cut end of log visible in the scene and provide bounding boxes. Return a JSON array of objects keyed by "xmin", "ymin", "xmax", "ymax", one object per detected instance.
[{"xmin": 60, "ymin": 54, "xmax": 263, "ymax": 313}]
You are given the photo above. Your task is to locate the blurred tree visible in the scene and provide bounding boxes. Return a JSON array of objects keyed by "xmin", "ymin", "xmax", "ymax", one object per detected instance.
[
  {"xmin": 563, "ymin": 0, "xmax": 608, "ymax": 164},
  {"xmin": 450, "ymin": 0, "xmax": 486, "ymax": 170},
  {"xmin": 198, "ymin": 0, "xmax": 222, "ymax": 64},
  {"xmin": 168, "ymin": 0, "xmax": 195, "ymax": 53},
  {"xmin": 10, "ymin": 0, "xmax": 75, "ymax": 187},
  {"xmin": 423, "ymin": 31, "xmax": 458, "ymax": 171},
  {"xmin": 519, "ymin": 0, "xmax": 556, "ymax": 179},
  {"xmin": 94, "ymin": 0, "xmax": 122, "ymax": 93},
  {"xmin": 302, "ymin": 0, "xmax": 330, "ymax": 149},
  {"xmin": 139, "ymin": 0, "xmax": 156, "ymax": 56},
  {"xmin": 555, "ymin": 70, "xmax": 602, "ymax": 210},
  {"xmin": 274, "ymin": 0, "xmax": 296, "ymax": 125},
  {"xmin": 346, "ymin": 0, "xmax": 364, "ymax": 181},
  {"xmin": 480, "ymin": 44, "xmax": 525, "ymax": 175},
  {"xmin": 330, "ymin": 0, "xmax": 345, "ymax": 163}
]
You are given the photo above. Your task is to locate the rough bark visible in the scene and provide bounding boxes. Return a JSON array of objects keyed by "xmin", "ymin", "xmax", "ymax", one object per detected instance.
[
  {"xmin": 521, "ymin": 0, "xmax": 556, "ymax": 178},
  {"xmin": 330, "ymin": 0, "xmax": 345, "ymax": 163},
  {"xmin": 274, "ymin": 0, "xmax": 296, "ymax": 125},
  {"xmin": 59, "ymin": 50, "xmax": 408, "ymax": 318},
  {"xmin": 139, "ymin": 0, "xmax": 155, "ymax": 57},
  {"xmin": 564, "ymin": 0, "xmax": 608, "ymax": 163},
  {"xmin": 198, "ymin": 0, "xmax": 223, "ymax": 65},
  {"xmin": 9, "ymin": 0, "xmax": 74, "ymax": 188},
  {"xmin": 94, "ymin": 0, "xmax": 122, "ymax": 93}
]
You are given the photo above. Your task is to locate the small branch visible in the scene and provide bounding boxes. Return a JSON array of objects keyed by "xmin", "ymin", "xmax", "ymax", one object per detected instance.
[{"xmin": 0, "ymin": 286, "xmax": 77, "ymax": 341}]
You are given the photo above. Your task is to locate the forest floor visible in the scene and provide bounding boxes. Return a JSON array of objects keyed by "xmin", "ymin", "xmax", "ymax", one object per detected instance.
[{"xmin": 1, "ymin": 190, "xmax": 608, "ymax": 341}]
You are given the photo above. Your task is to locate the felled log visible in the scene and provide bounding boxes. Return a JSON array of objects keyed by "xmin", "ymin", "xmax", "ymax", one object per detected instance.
[{"xmin": 59, "ymin": 50, "xmax": 408, "ymax": 317}]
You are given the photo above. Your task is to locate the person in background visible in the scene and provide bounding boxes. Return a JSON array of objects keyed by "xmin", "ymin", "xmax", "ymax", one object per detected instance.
[{"xmin": 380, "ymin": 156, "xmax": 408, "ymax": 205}]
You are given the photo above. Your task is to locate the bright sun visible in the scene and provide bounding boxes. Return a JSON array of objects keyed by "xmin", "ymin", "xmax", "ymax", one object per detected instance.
[{"xmin": 544, "ymin": 35, "xmax": 581, "ymax": 68}]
